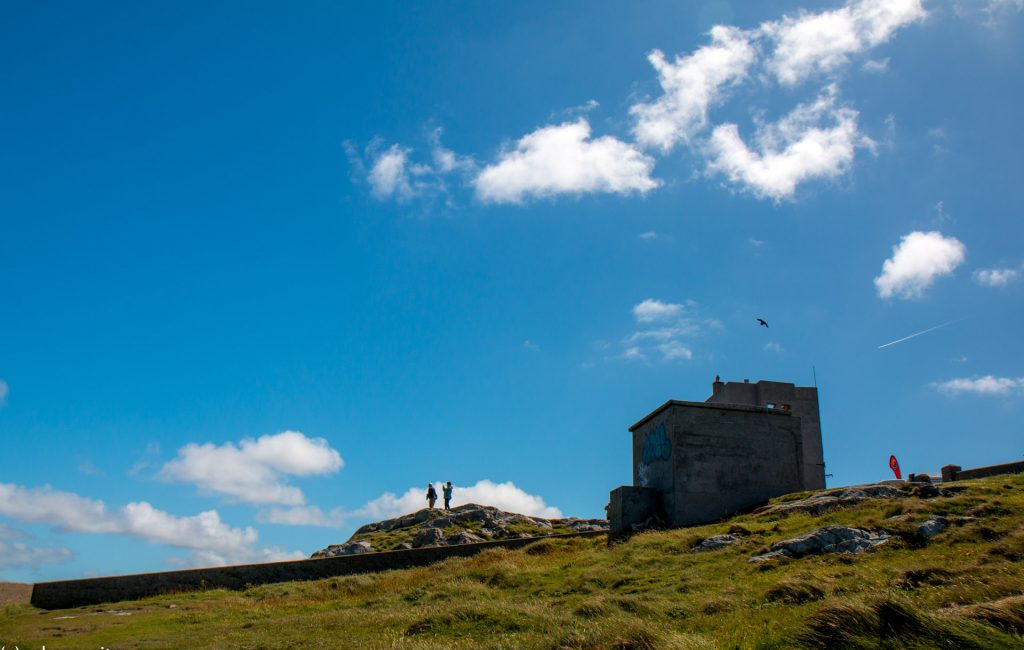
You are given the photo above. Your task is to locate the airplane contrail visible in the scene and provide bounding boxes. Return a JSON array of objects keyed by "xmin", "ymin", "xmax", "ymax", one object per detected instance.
[{"xmin": 878, "ymin": 320, "xmax": 961, "ymax": 349}]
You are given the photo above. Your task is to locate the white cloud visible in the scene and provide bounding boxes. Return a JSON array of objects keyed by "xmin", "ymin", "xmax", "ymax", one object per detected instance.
[
  {"xmin": 933, "ymin": 375, "xmax": 1024, "ymax": 396},
  {"xmin": 657, "ymin": 341, "xmax": 693, "ymax": 361},
  {"xmin": 0, "ymin": 483, "xmax": 120, "ymax": 533},
  {"xmin": 706, "ymin": 86, "xmax": 868, "ymax": 199},
  {"xmin": 630, "ymin": 25, "xmax": 757, "ymax": 151},
  {"xmin": 955, "ymin": 0, "xmax": 1023, "ymax": 26},
  {"xmin": 256, "ymin": 505, "xmax": 346, "ymax": 528},
  {"xmin": 862, "ymin": 57, "xmax": 890, "ymax": 73},
  {"xmin": 522, "ymin": 340, "xmax": 541, "ymax": 351},
  {"xmin": 764, "ymin": 341, "xmax": 784, "ymax": 354},
  {"xmin": 622, "ymin": 346, "xmax": 647, "ymax": 362},
  {"xmin": 762, "ymin": 0, "xmax": 926, "ymax": 85},
  {"xmin": 618, "ymin": 299, "xmax": 714, "ymax": 364},
  {"xmin": 0, "ymin": 523, "xmax": 74, "ymax": 568},
  {"xmin": 160, "ymin": 431, "xmax": 343, "ymax": 506},
  {"xmin": 0, "ymin": 379, "xmax": 7, "ymax": 405},
  {"xmin": 0, "ymin": 483, "xmax": 300, "ymax": 566},
  {"xmin": 356, "ymin": 479, "xmax": 562, "ymax": 520},
  {"xmin": 973, "ymin": 267, "xmax": 1020, "ymax": 287},
  {"xmin": 474, "ymin": 119, "xmax": 659, "ymax": 203},
  {"xmin": 874, "ymin": 231, "xmax": 967, "ymax": 299},
  {"xmin": 633, "ymin": 298, "xmax": 684, "ymax": 323},
  {"xmin": 368, "ymin": 144, "xmax": 415, "ymax": 201}
]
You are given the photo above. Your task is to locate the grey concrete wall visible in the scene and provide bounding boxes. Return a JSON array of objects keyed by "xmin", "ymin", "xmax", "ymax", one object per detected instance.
[
  {"xmin": 945, "ymin": 461, "xmax": 1024, "ymax": 482},
  {"xmin": 706, "ymin": 380, "xmax": 825, "ymax": 490},
  {"xmin": 608, "ymin": 486, "xmax": 661, "ymax": 536},
  {"xmin": 30, "ymin": 531, "xmax": 606, "ymax": 610},
  {"xmin": 633, "ymin": 401, "xmax": 804, "ymax": 527}
]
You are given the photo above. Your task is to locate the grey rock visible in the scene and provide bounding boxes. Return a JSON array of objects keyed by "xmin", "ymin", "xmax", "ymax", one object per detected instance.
[
  {"xmin": 397, "ymin": 542, "xmax": 413, "ymax": 550},
  {"xmin": 761, "ymin": 485, "xmax": 901, "ymax": 517},
  {"xmin": 750, "ymin": 526, "xmax": 890, "ymax": 563},
  {"xmin": 916, "ymin": 516, "xmax": 949, "ymax": 540},
  {"xmin": 444, "ymin": 531, "xmax": 485, "ymax": 545},
  {"xmin": 694, "ymin": 534, "xmax": 739, "ymax": 552},
  {"xmin": 412, "ymin": 527, "xmax": 445, "ymax": 548},
  {"xmin": 311, "ymin": 540, "xmax": 374, "ymax": 559}
]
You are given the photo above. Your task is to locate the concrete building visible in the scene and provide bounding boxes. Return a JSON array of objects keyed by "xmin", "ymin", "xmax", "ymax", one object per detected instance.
[{"xmin": 608, "ymin": 378, "xmax": 826, "ymax": 535}]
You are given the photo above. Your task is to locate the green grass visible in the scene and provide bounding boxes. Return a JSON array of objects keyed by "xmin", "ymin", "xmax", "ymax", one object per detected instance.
[{"xmin": 3, "ymin": 473, "xmax": 1024, "ymax": 649}]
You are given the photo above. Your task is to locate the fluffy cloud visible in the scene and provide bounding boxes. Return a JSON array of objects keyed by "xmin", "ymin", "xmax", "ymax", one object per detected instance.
[
  {"xmin": 367, "ymin": 144, "xmax": 416, "ymax": 201},
  {"xmin": 874, "ymin": 231, "xmax": 966, "ymax": 299},
  {"xmin": 630, "ymin": 26, "xmax": 756, "ymax": 152},
  {"xmin": 633, "ymin": 298, "xmax": 684, "ymax": 323},
  {"xmin": 0, "ymin": 483, "xmax": 300, "ymax": 566},
  {"xmin": 706, "ymin": 86, "xmax": 867, "ymax": 199},
  {"xmin": 160, "ymin": 431, "xmax": 342, "ymax": 506},
  {"xmin": 256, "ymin": 505, "xmax": 346, "ymax": 528},
  {"xmin": 762, "ymin": 0, "xmax": 926, "ymax": 85},
  {"xmin": 933, "ymin": 376, "xmax": 1024, "ymax": 396},
  {"xmin": 862, "ymin": 57, "xmax": 890, "ymax": 73},
  {"xmin": 356, "ymin": 479, "xmax": 562, "ymax": 520},
  {"xmin": 617, "ymin": 299, "xmax": 715, "ymax": 363},
  {"xmin": 474, "ymin": 119, "xmax": 659, "ymax": 203},
  {"xmin": 359, "ymin": 0, "xmax": 927, "ymax": 206},
  {"xmin": 0, "ymin": 523, "xmax": 74, "ymax": 569},
  {"xmin": 656, "ymin": 341, "xmax": 693, "ymax": 361},
  {"xmin": 973, "ymin": 267, "xmax": 1020, "ymax": 287}
]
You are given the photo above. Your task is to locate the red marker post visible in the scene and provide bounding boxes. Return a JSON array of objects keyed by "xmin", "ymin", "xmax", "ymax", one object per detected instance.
[{"xmin": 889, "ymin": 455, "xmax": 902, "ymax": 480}]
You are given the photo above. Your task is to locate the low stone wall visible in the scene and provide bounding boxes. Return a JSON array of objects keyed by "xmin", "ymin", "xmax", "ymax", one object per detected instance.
[
  {"xmin": 30, "ymin": 531, "xmax": 605, "ymax": 610},
  {"xmin": 942, "ymin": 461, "xmax": 1024, "ymax": 482},
  {"xmin": 0, "ymin": 582, "xmax": 32, "ymax": 605}
]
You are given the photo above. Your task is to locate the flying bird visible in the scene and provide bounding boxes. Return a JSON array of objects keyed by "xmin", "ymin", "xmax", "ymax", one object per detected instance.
[{"xmin": 757, "ymin": 318, "xmax": 769, "ymax": 328}]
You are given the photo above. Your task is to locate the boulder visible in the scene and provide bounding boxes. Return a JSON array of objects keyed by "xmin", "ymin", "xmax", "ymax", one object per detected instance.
[
  {"xmin": 311, "ymin": 540, "xmax": 374, "ymax": 559},
  {"xmin": 412, "ymin": 527, "xmax": 445, "ymax": 548},
  {"xmin": 750, "ymin": 526, "xmax": 890, "ymax": 563},
  {"xmin": 694, "ymin": 534, "xmax": 739, "ymax": 552},
  {"xmin": 444, "ymin": 531, "xmax": 485, "ymax": 545},
  {"xmin": 916, "ymin": 516, "xmax": 949, "ymax": 540}
]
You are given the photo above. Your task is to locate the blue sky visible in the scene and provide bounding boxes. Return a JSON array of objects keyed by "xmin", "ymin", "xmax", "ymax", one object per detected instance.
[{"xmin": 1, "ymin": 0, "xmax": 1022, "ymax": 581}]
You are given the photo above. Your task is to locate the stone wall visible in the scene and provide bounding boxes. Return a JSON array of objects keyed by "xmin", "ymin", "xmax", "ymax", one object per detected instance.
[
  {"xmin": 0, "ymin": 581, "xmax": 32, "ymax": 606},
  {"xmin": 942, "ymin": 461, "xmax": 1024, "ymax": 482},
  {"xmin": 30, "ymin": 531, "xmax": 605, "ymax": 610},
  {"xmin": 628, "ymin": 401, "xmax": 804, "ymax": 528}
]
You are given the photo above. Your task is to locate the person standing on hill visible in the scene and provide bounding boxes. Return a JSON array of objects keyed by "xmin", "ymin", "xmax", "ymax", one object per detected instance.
[
  {"xmin": 426, "ymin": 483, "xmax": 438, "ymax": 509},
  {"xmin": 443, "ymin": 481, "xmax": 453, "ymax": 510}
]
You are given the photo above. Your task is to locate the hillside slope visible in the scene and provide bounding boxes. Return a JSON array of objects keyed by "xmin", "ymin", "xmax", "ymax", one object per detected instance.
[{"xmin": 3, "ymin": 473, "xmax": 1024, "ymax": 649}]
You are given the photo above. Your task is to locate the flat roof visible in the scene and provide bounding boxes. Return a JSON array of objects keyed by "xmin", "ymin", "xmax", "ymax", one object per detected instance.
[{"xmin": 628, "ymin": 399, "xmax": 791, "ymax": 432}]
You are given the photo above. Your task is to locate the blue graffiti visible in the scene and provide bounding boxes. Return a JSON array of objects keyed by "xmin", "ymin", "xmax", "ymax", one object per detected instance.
[{"xmin": 642, "ymin": 423, "xmax": 671, "ymax": 465}]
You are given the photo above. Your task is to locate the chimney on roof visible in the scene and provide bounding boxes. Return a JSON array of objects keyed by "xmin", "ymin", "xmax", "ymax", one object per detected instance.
[
  {"xmin": 713, "ymin": 375, "xmax": 723, "ymax": 394},
  {"xmin": 743, "ymin": 378, "xmax": 750, "ymax": 383}
]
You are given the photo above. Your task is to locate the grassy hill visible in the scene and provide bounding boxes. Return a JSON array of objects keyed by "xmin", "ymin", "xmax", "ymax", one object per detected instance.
[{"xmin": 3, "ymin": 472, "xmax": 1024, "ymax": 649}]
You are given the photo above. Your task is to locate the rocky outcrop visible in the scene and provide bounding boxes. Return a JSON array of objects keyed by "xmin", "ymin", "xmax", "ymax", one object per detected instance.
[
  {"xmin": 694, "ymin": 534, "xmax": 740, "ymax": 552},
  {"xmin": 750, "ymin": 526, "xmax": 891, "ymax": 563},
  {"xmin": 312, "ymin": 503, "xmax": 609, "ymax": 558},
  {"xmin": 759, "ymin": 485, "xmax": 903, "ymax": 516},
  {"xmin": 311, "ymin": 540, "xmax": 374, "ymax": 559}
]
